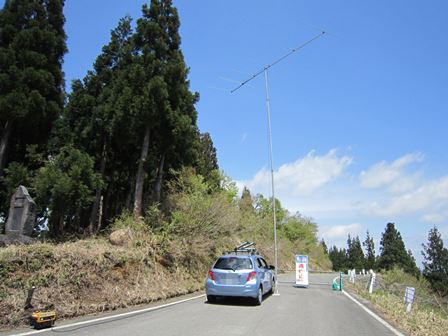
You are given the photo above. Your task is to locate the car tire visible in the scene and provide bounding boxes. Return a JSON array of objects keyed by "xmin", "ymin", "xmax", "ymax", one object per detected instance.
[
  {"xmin": 254, "ymin": 287, "xmax": 263, "ymax": 305},
  {"xmin": 207, "ymin": 295, "xmax": 217, "ymax": 304}
]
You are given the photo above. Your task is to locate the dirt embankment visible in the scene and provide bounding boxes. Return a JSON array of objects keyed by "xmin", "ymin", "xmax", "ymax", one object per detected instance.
[
  {"xmin": 0, "ymin": 230, "xmax": 331, "ymax": 330},
  {"xmin": 0, "ymin": 239, "xmax": 206, "ymax": 329}
]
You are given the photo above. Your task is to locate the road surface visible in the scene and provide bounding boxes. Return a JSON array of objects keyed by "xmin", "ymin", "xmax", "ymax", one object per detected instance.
[{"xmin": 5, "ymin": 273, "xmax": 401, "ymax": 336}]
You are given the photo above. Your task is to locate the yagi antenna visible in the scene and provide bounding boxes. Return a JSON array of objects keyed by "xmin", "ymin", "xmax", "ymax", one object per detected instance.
[
  {"xmin": 229, "ymin": 31, "xmax": 326, "ymax": 296},
  {"xmin": 231, "ymin": 31, "xmax": 326, "ymax": 93}
]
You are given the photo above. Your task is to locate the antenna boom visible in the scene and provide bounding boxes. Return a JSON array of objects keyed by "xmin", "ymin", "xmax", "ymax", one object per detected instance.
[{"xmin": 231, "ymin": 31, "xmax": 325, "ymax": 93}]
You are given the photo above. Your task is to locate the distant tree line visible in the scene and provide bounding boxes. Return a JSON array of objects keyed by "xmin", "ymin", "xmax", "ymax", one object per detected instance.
[
  {"xmin": 0, "ymin": 0, "xmax": 219, "ymax": 236},
  {"xmin": 328, "ymin": 223, "xmax": 448, "ymax": 296}
]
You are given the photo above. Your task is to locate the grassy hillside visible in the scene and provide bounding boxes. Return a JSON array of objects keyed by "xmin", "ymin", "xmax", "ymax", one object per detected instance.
[
  {"xmin": 0, "ymin": 170, "xmax": 331, "ymax": 329},
  {"xmin": 347, "ymin": 269, "xmax": 448, "ymax": 336}
]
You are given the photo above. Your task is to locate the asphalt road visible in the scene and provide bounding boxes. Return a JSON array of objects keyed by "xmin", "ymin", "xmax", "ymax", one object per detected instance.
[{"xmin": 6, "ymin": 273, "xmax": 400, "ymax": 336}]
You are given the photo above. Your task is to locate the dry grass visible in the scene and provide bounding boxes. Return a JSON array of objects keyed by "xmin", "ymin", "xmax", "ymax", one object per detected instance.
[
  {"xmin": 347, "ymin": 271, "xmax": 448, "ymax": 336},
  {"xmin": 0, "ymin": 238, "xmax": 205, "ymax": 329},
  {"xmin": 0, "ymin": 194, "xmax": 332, "ymax": 331},
  {"xmin": 0, "ymin": 230, "xmax": 330, "ymax": 330}
]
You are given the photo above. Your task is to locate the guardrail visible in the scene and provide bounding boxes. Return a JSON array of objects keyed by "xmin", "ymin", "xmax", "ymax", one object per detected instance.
[
  {"xmin": 278, "ymin": 269, "xmax": 335, "ymax": 274},
  {"xmin": 346, "ymin": 270, "xmax": 448, "ymax": 314}
]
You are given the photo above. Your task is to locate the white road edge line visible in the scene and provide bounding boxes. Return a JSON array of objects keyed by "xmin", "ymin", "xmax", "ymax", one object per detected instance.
[
  {"xmin": 11, "ymin": 294, "xmax": 206, "ymax": 336},
  {"xmin": 342, "ymin": 290, "xmax": 405, "ymax": 336}
]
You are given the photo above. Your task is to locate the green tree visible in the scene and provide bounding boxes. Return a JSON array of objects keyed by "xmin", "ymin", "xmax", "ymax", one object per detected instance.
[
  {"xmin": 254, "ymin": 194, "xmax": 286, "ymax": 224},
  {"xmin": 406, "ymin": 249, "xmax": 420, "ymax": 277},
  {"xmin": 320, "ymin": 239, "xmax": 328, "ymax": 255},
  {"xmin": 34, "ymin": 146, "xmax": 101, "ymax": 236},
  {"xmin": 239, "ymin": 187, "xmax": 254, "ymax": 213},
  {"xmin": 377, "ymin": 222, "xmax": 417, "ymax": 275},
  {"xmin": 347, "ymin": 235, "xmax": 364, "ymax": 270},
  {"xmin": 345, "ymin": 234, "xmax": 352, "ymax": 266},
  {"xmin": 119, "ymin": 0, "xmax": 199, "ymax": 221},
  {"xmin": 329, "ymin": 246, "xmax": 347, "ymax": 271},
  {"xmin": 0, "ymin": 144, "xmax": 43, "ymax": 208},
  {"xmin": 166, "ymin": 167, "xmax": 237, "ymax": 241},
  {"xmin": 56, "ymin": 16, "xmax": 134, "ymax": 233},
  {"xmin": 422, "ymin": 227, "xmax": 448, "ymax": 296},
  {"xmin": 0, "ymin": 0, "xmax": 66, "ymax": 178},
  {"xmin": 194, "ymin": 132, "xmax": 219, "ymax": 190},
  {"xmin": 363, "ymin": 230, "xmax": 376, "ymax": 270},
  {"xmin": 280, "ymin": 214, "xmax": 318, "ymax": 244}
]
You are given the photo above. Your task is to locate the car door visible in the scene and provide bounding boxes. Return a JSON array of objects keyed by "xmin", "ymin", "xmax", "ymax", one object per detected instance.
[
  {"xmin": 257, "ymin": 258, "xmax": 270, "ymax": 293},
  {"xmin": 256, "ymin": 258, "xmax": 266, "ymax": 291}
]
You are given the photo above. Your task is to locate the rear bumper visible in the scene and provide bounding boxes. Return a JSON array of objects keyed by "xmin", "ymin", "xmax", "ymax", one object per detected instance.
[{"xmin": 205, "ymin": 279, "xmax": 258, "ymax": 298}]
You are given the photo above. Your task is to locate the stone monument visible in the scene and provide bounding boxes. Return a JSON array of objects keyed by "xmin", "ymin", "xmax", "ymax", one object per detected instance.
[
  {"xmin": 0, "ymin": 186, "xmax": 37, "ymax": 246},
  {"xmin": 6, "ymin": 185, "xmax": 36, "ymax": 236}
]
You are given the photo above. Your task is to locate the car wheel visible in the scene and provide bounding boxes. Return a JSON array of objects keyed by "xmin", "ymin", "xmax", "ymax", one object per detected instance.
[
  {"xmin": 254, "ymin": 287, "xmax": 263, "ymax": 305},
  {"xmin": 207, "ymin": 295, "xmax": 216, "ymax": 304}
]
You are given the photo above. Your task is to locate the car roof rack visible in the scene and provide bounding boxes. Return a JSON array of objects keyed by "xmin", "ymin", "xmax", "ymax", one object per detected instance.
[{"xmin": 225, "ymin": 241, "xmax": 258, "ymax": 255}]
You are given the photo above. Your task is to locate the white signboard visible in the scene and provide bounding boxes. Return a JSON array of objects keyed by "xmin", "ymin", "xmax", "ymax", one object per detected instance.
[
  {"xmin": 404, "ymin": 287, "xmax": 415, "ymax": 304},
  {"xmin": 295, "ymin": 255, "xmax": 309, "ymax": 287}
]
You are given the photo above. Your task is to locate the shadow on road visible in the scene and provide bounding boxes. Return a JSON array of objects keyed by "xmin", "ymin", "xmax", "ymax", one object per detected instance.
[{"xmin": 205, "ymin": 293, "xmax": 274, "ymax": 307}]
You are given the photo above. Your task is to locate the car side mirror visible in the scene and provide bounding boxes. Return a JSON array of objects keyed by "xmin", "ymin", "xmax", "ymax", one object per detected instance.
[{"xmin": 269, "ymin": 265, "xmax": 275, "ymax": 270}]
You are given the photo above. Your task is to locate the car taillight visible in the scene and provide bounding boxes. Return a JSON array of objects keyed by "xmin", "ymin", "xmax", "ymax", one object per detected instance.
[
  {"xmin": 246, "ymin": 271, "xmax": 257, "ymax": 282},
  {"xmin": 208, "ymin": 270, "xmax": 216, "ymax": 281}
]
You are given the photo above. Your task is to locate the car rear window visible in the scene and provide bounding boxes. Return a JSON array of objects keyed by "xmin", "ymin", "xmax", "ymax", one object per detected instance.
[{"xmin": 214, "ymin": 257, "xmax": 253, "ymax": 270}]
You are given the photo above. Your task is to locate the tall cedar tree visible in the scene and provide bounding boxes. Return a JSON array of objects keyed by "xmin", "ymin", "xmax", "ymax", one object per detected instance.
[
  {"xmin": 407, "ymin": 249, "xmax": 420, "ymax": 276},
  {"xmin": 363, "ymin": 230, "xmax": 376, "ymax": 270},
  {"xmin": 195, "ymin": 132, "xmax": 219, "ymax": 189},
  {"xmin": 239, "ymin": 186, "xmax": 254, "ymax": 213},
  {"xmin": 377, "ymin": 222, "xmax": 419, "ymax": 275},
  {"xmin": 54, "ymin": 2, "xmax": 214, "ymax": 234},
  {"xmin": 130, "ymin": 0, "xmax": 198, "ymax": 220},
  {"xmin": 347, "ymin": 235, "xmax": 365, "ymax": 270},
  {"xmin": 0, "ymin": 0, "xmax": 66, "ymax": 182},
  {"xmin": 422, "ymin": 227, "xmax": 448, "ymax": 296},
  {"xmin": 345, "ymin": 234, "xmax": 352, "ymax": 266},
  {"xmin": 58, "ymin": 17, "xmax": 134, "ymax": 234},
  {"xmin": 329, "ymin": 246, "xmax": 347, "ymax": 271}
]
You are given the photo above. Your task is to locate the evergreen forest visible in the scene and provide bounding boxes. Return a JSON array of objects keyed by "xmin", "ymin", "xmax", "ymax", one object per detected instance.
[{"xmin": 0, "ymin": 0, "xmax": 220, "ymax": 236}]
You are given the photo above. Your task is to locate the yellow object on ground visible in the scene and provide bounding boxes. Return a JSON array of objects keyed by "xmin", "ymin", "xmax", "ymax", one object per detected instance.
[{"xmin": 30, "ymin": 311, "xmax": 56, "ymax": 329}]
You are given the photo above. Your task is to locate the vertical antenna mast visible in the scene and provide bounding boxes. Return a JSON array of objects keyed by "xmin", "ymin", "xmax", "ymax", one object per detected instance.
[{"xmin": 231, "ymin": 32, "xmax": 325, "ymax": 295}]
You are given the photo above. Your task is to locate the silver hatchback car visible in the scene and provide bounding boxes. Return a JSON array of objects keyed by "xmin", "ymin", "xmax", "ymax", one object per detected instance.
[{"xmin": 205, "ymin": 247, "xmax": 275, "ymax": 305}]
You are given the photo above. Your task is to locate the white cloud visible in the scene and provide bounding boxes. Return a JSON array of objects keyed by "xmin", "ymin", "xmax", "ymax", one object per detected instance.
[
  {"xmin": 320, "ymin": 223, "xmax": 362, "ymax": 240},
  {"xmin": 362, "ymin": 176, "xmax": 448, "ymax": 217},
  {"xmin": 420, "ymin": 213, "xmax": 445, "ymax": 223},
  {"xmin": 234, "ymin": 180, "xmax": 245, "ymax": 196},
  {"xmin": 235, "ymin": 150, "xmax": 448, "ymax": 254},
  {"xmin": 360, "ymin": 152, "xmax": 423, "ymax": 193},
  {"xmin": 238, "ymin": 149, "xmax": 353, "ymax": 197}
]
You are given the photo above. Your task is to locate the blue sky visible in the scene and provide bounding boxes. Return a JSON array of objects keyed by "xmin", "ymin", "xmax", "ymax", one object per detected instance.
[{"xmin": 4, "ymin": 1, "xmax": 447, "ymax": 264}]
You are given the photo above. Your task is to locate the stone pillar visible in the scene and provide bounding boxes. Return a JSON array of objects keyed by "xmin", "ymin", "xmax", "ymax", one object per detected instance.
[{"xmin": 5, "ymin": 186, "xmax": 36, "ymax": 237}]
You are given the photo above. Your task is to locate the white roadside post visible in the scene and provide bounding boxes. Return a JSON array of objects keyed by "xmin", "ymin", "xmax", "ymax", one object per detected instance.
[
  {"xmin": 368, "ymin": 271, "xmax": 376, "ymax": 294},
  {"xmin": 349, "ymin": 269, "xmax": 356, "ymax": 283},
  {"xmin": 404, "ymin": 287, "xmax": 415, "ymax": 313}
]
